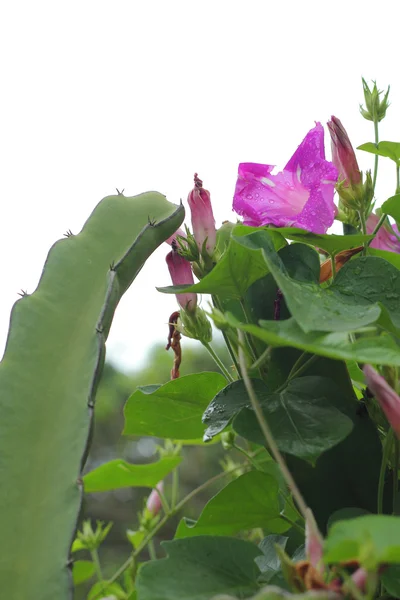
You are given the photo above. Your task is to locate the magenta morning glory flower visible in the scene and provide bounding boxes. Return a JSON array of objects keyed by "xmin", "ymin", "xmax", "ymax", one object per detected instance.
[
  {"xmin": 366, "ymin": 213, "xmax": 400, "ymax": 253},
  {"xmin": 233, "ymin": 123, "xmax": 338, "ymax": 234}
]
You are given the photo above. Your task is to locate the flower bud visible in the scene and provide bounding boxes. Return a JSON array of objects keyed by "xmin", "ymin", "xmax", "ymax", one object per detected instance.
[
  {"xmin": 360, "ymin": 78, "xmax": 390, "ymax": 123},
  {"xmin": 166, "ymin": 245, "xmax": 197, "ymax": 313},
  {"xmin": 187, "ymin": 173, "xmax": 217, "ymax": 257},
  {"xmin": 165, "ymin": 228, "xmax": 186, "ymax": 246},
  {"xmin": 327, "ymin": 116, "xmax": 362, "ymax": 188},
  {"xmin": 178, "ymin": 306, "xmax": 212, "ymax": 344},
  {"xmin": 305, "ymin": 508, "xmax": 324, "ymax": 573},
  {"xmin": 146, "ymin": 481, "xmax": 164, "ymax": 517},
  {"xmin": 363, "ymin": 364, "xmax": 400, "ymax": 438}
]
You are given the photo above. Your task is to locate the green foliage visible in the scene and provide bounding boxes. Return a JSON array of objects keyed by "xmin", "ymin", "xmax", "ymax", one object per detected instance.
[
  {"xmin": 124, "ymin": 372, "xmax": 227, "ymax": 439},
  {"xmin": 226, "ymin": 314, "xmax": 400, "ymax": 366},
  {"xmin": 0, "ymin": 191, "xmax": 183, "ymax": 599},
  {"xmin": 175, "ymin": 471, "xmax": 284, "ymax": 538},
  {"xmin": 266, "ymin": 227, "xmax": 373, "ymax": 255},
  {"xmin": 72, "ymin": 561, "xmax": 95, "ymax": 585},
  {"xmin": 83, "ymin": 456, "xmax": 181, "ymax": 493},
  {"xmin": 358, "ymin": 141, "xmax": 400, "ymax": 165},
  {"xmin": 382, "ymin": 194, "xmax": 400, "ymax": 221},
  {"xmin": 232, "ymin": 377, "xmax": 353, "ymax": 464},
  {"xmin": 136, "ymin": 537, "xmax": 262, "ymax": 600},
  {"xmin": 324, "ymin": 515, "xmax": 400, "ymax": 566},
  {"xmin": 157, "ymin": 226, "xmax": 286, "ymax": 300}
]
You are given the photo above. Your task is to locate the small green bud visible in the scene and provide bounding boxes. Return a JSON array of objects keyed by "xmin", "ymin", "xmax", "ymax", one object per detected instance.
[
  {"xmin": 221, "ymin": 430, "xmax": 236, "ymax": 450},
  {"xmin": 76, "ymin": 520, "xmax": 112, "ymax": 551},
  {"xmin": 360, "ymin": 78, "xmax": 390, "ymax": 123},
  {"xmin": 178, "ymin": 306, "xmax": 212, "ymax": 343}
]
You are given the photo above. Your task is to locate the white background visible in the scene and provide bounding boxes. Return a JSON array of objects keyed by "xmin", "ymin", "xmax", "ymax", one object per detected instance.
[{"xmin": 0, "ymin": 0, "xmax": 398, "ymax": 371}]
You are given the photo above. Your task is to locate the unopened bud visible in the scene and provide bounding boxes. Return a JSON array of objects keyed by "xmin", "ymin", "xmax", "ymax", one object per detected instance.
[
  {"xmin": 166, "ymin": 245, "xmax": 197, "ymax": 313},
  {"xmin": 146, "ymin": 481, "xmax": 164, "ymax": 517},
  {"xmin": 360, "ymin": 78, "xmax": 390, "ymax": 123},
  {"xmin": 187, "ymin": 173, "xmax": 217, "ymax": 257},
  {"xmin": 178, "ymin": 306, "xmax": 212, "ymax": 344}
]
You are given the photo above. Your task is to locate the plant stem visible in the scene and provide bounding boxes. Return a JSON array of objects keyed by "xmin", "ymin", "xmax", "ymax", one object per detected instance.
[
  {"xmin": 90, "ymin": 547, "xmax": 105, "ymax": 588},
  {"xmin": 377, "ymin": 428, "xmax": 394, "ymax": 514},
  {"xmin": 396, "ymin": 165, "xmax": 400, "ymax": 194},
  {"xmin": 201, "ymin": 341, "xmax": 234, "ymax": 382},
  {"xmin": 155, "ymin": 486, "xmax": 170, "ymax": 515},
  {"xmin": 276, "ymin": 353, "xmax": 319, "ymax": 392},
  {"xmin": 170, "ymin": 467, "xmax": 179, "ymax": 510},
  {"xmin": 279, "ymin": 514, "xmax": 305, "ymax": 535},
  {"xmin": 147, "ymin": 539, "xmax": 157, "ymax": 560},
  {"xmin": 239, "ymin": 299, "xmax": 259, "ymax": 365},
  {"xmin": 237, "ymin": 330, "xmax": 309, "ymax": 522},
  {"xmin": 233, "ymin": 442, "xmax": 259, "ymax": 468},
  {"xmin": 250, "ymin": 346, "xmax": 271, "ymax": 371},
  {"xmin": 372, "ymin": 119, "xmax": 379, "ymax": 193},
  {"xmin": 367, "ymin": 212, "xmax": 387, "ymax": 247},
  {"xmin": 212, "ymin": 295, "xmax": 241, "ymax": 377},
  {"xmin": 108, "ymin": 465, "xmax": 246, "ymax": 585}
]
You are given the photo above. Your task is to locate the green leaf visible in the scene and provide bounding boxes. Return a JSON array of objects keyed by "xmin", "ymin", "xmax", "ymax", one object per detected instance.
[
  {"xmin": 368, "ymin": 247, "xmax": 400, "ymax": 270},
  {"xmin": 255, "ymin": 535, "xmax": 288, "ymax": 582},
  {"xmin": 324, "ymin": 515, "xmax": 400, "ymax": 565},
  {"xmin": 267, "ymin": 227, "xmax": 372, "ymax": 256},
  {"xmin": 72, "ymin": 560, "xmax": 95, "ymax": 585},
  {"xmin": 382, "ymin": 564, "xmax": 400, "ymax": 598},
  {"xmin": 327, "ymin": 508, "xmax": 370, "ymax": 531},
  {"xmin": 226, "ymin": 313, "xmax": 400, "ymax": 367},
  {"xmin": 88, "ymin": 580, "xmax": 127, "ymax": 599},
  {"xmin": 232, "ymin": 377, "xmax": 353, "ymax": 463},
  {"xmin": 381, "ymin": 194, "xmax": 400, "ymax": 222},
  {"xmin": 175, "ymin": 471, "xmax": 282, "ymax": 538},
  {"xmin": 124, "ymin": 372, "xmax": 226, "ymax": 439},
  {"xmin": 358, "ymin": 141, "xmax": 400, "ymax": 165},
  {"xmin": 202, "ymin": 380, "xmax": 254, "ymax": 441},
  {"xmin": 136, "ymin": 536, "xmax": 262, "ymax": 600},
  {"xmin": 83, "ymin": 456, "xmax": 181, "ymax": 493},
  {"xmin": 157, "ymin": 227, "xmax": 285, "ymax": 300},
  {"xmin": 211, "ymin": 587, "xmax": 338, "ymax": 600},
  {"xmin": 235, "ymin": 231, "xmax": 381, "ymax": 333},
  {"xmin": 0, "ymin": 192, "xmax": 184, "ymax": 599}
]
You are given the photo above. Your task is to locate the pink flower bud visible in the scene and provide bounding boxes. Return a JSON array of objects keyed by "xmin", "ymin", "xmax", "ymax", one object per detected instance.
[
  {"xmin": 146, "ymin": 481, "xmax": 164, "ymax": 517},
  {"xmin": 165, "ymin": 228, "xmax": 186, "ymax": 246},
  {"xmin": 187, "ymin": 174, "xmax": 217, "ymax": 255},
  {"xmin": 363, "ymin": 364, "xmax": 400, "ymax": 438},
  {"xmin": 327, "ymin": 116, "xmax": 362, "ymax": 188},
  {"xmin": 305, "ymin": 508, "xmax": 324, "ymax": 573},
  {"xmin": 351, "ymin": 567, "xmax": 368, "ymax": 592},
  {"xmin": 166, "ymin": 245, "xmax": 197, "ymax": 312}
]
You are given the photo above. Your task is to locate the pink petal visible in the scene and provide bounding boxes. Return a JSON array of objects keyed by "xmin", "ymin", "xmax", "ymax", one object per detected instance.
[
  {"xmin": 232, "ymin": 124, "xmax": 338, "ymax": 234},
  {"xmin": 363, "ymin": 364, "xmax": 400, "ymax": 438},
  {"xmin": 366, "ymin": 213, "xmax": 400, "ymax": 253}
]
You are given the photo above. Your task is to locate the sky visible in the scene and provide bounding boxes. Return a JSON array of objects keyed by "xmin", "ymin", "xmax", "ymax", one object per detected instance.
[{"xmin": 0, "ymin": 0, "xmax": 398, "ymax": 372}]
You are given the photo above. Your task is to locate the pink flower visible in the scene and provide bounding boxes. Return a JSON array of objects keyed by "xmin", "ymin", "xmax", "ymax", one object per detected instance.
[
  {"xmin": 146, "ymin": 482, "xmax": 164, "ymax": 516},
  {"xmin": 188, "ymin": 173, "xmax": 217, "ymax": 255},
  {"xmin": 366, "ymin": 213, "xmax": 400, "ymax": 253},
  {"xmin": 166, "ymin": 244, "xmax": 197, "ymax": 312},
  {"xmin": 327, "ymin": 116, "xmax": 361, "ymax": 188},
  {"xmin": 363, "ymin": 365, "xmax": 400, "ymax": 438},
  {"xmin": 233, "ymin": 123, "xmax": 338, "ymax": 234}
]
